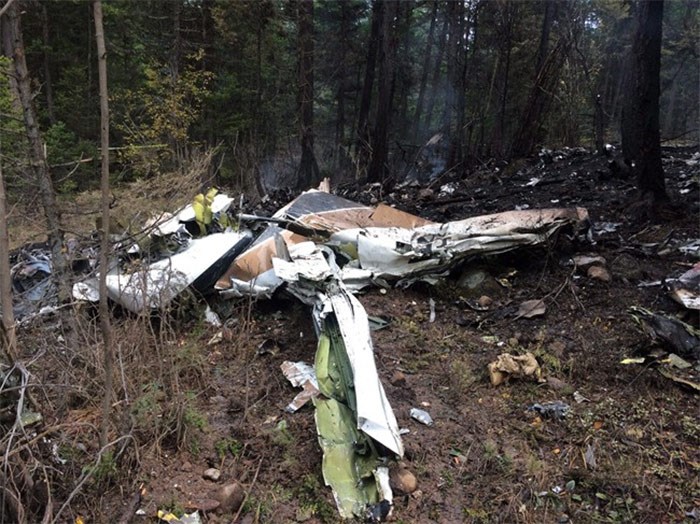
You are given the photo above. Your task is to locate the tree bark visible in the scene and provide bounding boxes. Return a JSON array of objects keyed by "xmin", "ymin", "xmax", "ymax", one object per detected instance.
[
  {"xmin": 621, "ymin": 0, "xmax": 667, "ymax": 201},
  {"xmin": 492, "ymin": 2, "xmax": 514, "ymax": 158},
  {"xmin": 0, "ymin": 134, "xmax": 17, "ymax": 363},
  {"xmin": 367, "ymin": 0, "xmax": 397, "ymax": 183},
  {"xmin": 2, "ymin": 0, "xmax": 69, "ymax": 302},
  {"xmin": 446, "ymin": 0, "xmax": 468, "ymax": 170},
  {"xmin": 412, "ymin": 0, "xmax": 439, "ymax": 141},
  {"xmin": 93, "ymin": 0, "xmax": 114, "ymax": 450},
  {"xmin": 40, "ymin": 4, "xmax": 56, "ymax": 125},
  {"xmin": 424, "ymin": 9, "xmax": 449, "ymax": 136},
  {"xmin": 335, "ymin": 0, "xmax": 349, "ymax": 165},
  {"xmin": 296, "ymin": 0, "xmax": 320, "ymax": 189},
  {"xmin": 510, "ymin": 1, "xmax": 566, "ymax": 158},
  {"xmin": 355, "ymin": 0, "xmax": 383, "ymax": 173}
]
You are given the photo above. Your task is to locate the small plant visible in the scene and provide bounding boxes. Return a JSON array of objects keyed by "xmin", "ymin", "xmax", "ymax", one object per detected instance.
[
  {"xmin": 83, "ymin": 451, "xmax": 118, "ymax": 487},
  {"xmin": 270, "ymin": 419, "xmax": 294, "ymax": 447},
  {"xmin": 215, "ymin": 437, "xmax": 243, "ymax": 460},
  {"xmin": 296, "ymin": 474, "xmax": 337, "ymax": 521},
  {"xmin": 449, "ymin": 357, "xmax": 476, "ymax": 395}
]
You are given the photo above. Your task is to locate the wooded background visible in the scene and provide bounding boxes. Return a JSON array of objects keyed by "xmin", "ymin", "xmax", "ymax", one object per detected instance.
[{"xmin": 1, "ymin": 0, "xmax": 698, "ymax": 196}]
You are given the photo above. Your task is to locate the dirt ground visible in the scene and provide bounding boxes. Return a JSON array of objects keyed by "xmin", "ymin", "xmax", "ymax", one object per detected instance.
[{"xmin": 8, "ymin": 146, "xmax": 699, "ymax": 524}]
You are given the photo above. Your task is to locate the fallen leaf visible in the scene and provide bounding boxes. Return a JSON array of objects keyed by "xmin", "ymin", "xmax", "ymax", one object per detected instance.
[{"xmin": 516, "ymin": 299, "xmax": 546, "ymax": 319}]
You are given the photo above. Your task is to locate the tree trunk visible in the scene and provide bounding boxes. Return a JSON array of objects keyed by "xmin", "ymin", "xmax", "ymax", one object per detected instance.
[
  {"xmin": 535, "ymin": 0, "xmax": 555, "ymax": 74},
  {"xmin": 355, "ymin": 0, "xmax": 383, "ymax": 174},
  {"xmin": 446, "ymin": 0, "xmax": 468, "ymax": 170},
  {"xmin": 40, "ymin": 4, "xmax": 56, "ymax": 125},
  {"xmin": 412, "ymin": 0, "xmax": 439, "ymax": 141},
  {"xmin": 296, "ymin": 0, "xmax": 320, "ymax": 189},
  {"xmin": 510, "ymin": 0, "xmax": 566, "ymax": 159},
  {"xmin": 424, "ymin": 9, "xmax": 449, "ymax": 136},
  {"xmin": 93, "ymin": 0, "xmax": 114, "ymax": 450},
  {"xmin": 0, "ymin": 135, "xmax": 17, "ymax": 363},
  {"xmin": 367, "ymin": 0, "xmax": 397, "ymax": 183},
  {"xmin": 492, "ymin": 2, "xmax": 514, "ymax": 158},
  {"xmin": 621, "ymin": 0, "xmax": 667, "ymax": 201},
  {"xmin": 335, "ymin": 0, "xmax": 349, "ymax": 167},
  {"xmin": 2, "ymin": 0, "xmax": 69, "ymax": 302}
]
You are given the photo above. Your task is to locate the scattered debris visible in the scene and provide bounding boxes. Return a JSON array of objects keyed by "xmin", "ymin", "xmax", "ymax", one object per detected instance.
[
  {"xmin": 584, "ymin": 443, "xmax": 597, "ymax": 470},
  {"xmin": 4, "ymin": 187, "xmax": 595, "ymax": 521},
  {"xmin": 528, "ymin": 401, "xmax": 570, "ymax": 420},
  {"xmin": 630, "ymin": 307, "xmax": 700, "ymax": 361},
  {"xmin": 623, "ymin": 307, "xmax": 700, "ymax": 392},
  {"xmin": 573, "ymin": 391, "xmax": 590, "ymax": 403},
  {"xmin": 667, "ymin": 261, "xmax": 700, "ymax": 310},
  {"xmin": 280, "ymin": 361, "xmax": 320, "ymax": 413},
  {"xmin": 567, "ymin": 254, "xmax": 607, "ymax": 269},
  {"xmin": 157, "ymin": 510, "xmax": 202, "ymax": 524},
  {"xmin": 409, "ymin": 408, "xmax": 434, "ymax": 427},
  {"xmin": 488, "ymin": 352, "xmax": 543, "ymax": 386}
]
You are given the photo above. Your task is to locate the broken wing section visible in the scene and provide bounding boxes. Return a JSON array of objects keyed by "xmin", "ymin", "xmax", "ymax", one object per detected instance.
[{"xmin": 74, "ymin": 231, "xmax": 252, "ymax": 313}]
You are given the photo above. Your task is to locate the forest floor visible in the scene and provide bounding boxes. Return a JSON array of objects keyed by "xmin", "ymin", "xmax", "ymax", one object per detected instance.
[{"xmin": 7, "ymin": 145, "xmax": 700, "ymax": 524}]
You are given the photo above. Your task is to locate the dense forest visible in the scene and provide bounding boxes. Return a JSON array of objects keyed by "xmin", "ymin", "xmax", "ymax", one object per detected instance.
[
  {"xmin": 1, "ymin": 0, "xmax": 697, "ymax": 197},
  {"xmin": 0, "ymin": 1, "xmax": 699, "ymax": 523}
]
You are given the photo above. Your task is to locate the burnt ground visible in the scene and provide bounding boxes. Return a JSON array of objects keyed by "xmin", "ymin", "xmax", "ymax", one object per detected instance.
[{"xmin": 7, "ymin": 146, "xmax": 699, "ymax": 524}]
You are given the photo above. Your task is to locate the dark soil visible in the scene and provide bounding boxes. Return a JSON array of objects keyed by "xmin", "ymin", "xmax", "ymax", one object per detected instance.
[{"xmin": 11, "ymin": 146, "xmax": 700, "ymax": 524}]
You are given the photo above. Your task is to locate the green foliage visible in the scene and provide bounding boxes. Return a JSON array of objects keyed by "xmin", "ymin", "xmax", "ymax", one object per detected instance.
[
  {"xmin": 113, "ymin": 50, "xmax": 213, "ymax": 176},
  {"xmin": 82, "ymin": 451, "xmax": 118, "ymax": 487},
  {"xmin": 215, "ymin": 437, "xmax": 243, "ymax": 460},
  {"xmin": 44, "ymin": 122, "xmax": 98, "ymax": 192}
]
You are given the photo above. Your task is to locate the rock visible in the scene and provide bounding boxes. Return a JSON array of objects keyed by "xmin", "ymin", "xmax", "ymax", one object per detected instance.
[
  {"xmin": 203, "ymin": 467, "xmax": 221, "ymax": 482},
  {"xmin": 216, "ymin": 482, "xmax": 245, "ymax": 513},
  {"xmin": 391, "ymin": 370, "xmax": 406, "ymax": 386},
  {"xmin": 418, "ymin": 188, "xmax": 434, "ymax": 200},
  {"xmin": 571, "ymin": 255, "xmax": 606, "ymax": 269},
  {"xmin": 477, "ymin": 295, "xmax": 493, "ymax": 308},
  {"xmin": 546, "ymin": 376, "xmax": 569, "ymax": 391},
  {"xmin": 180, "ymin": 461, "xmax": 193, "ymax": 472},
  {"xmin": 390, "ymin": 468, "xmax": 418, "ymax": 494},
  {"xmin": 192, "ymin": 498, "xmax": 220, "ymax": 511},
  {"xmin": 587, "ymin": 265, "xmax": 611, "ymax": 282}
]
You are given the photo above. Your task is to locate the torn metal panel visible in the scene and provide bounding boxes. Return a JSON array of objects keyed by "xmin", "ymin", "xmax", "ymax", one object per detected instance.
[
  {"xmin": 216, "ymin": 190, "xmax": 434, "ymax": 293},
  {"xmin": 314, "ymin": 327, "xmax": 395, "ymax": 520},
  {"xmin": 314, "ymin": 396, "xmax": 382, "ymax": 519},
  {"xmin": 215, "ymin": 226, "xmax": 307, "ymax": 292},
  {"xmin": 667, "ymin": 262, "xmax": 700, "ymax": 310},
  {"xmin": 9, "ymin": 252, "xmax": 54, "ymax": 319},
  {"xmin": 630, "ymin": 307, "xmax": 700, "ymax": 361},
  {"xmin": 332, "ymin": 207, "xmax": 589, "ymax": 280},
  {"xmin": 74, "ymin": 231, "xmax": 252, "ymax": 313},
  {"xmin": 281, "ymin": 360, "xmax": 320, "ymax": 412},
  {"xmin": 321, "ymin": 284, "xmax": 404, "ymax": 457}
]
